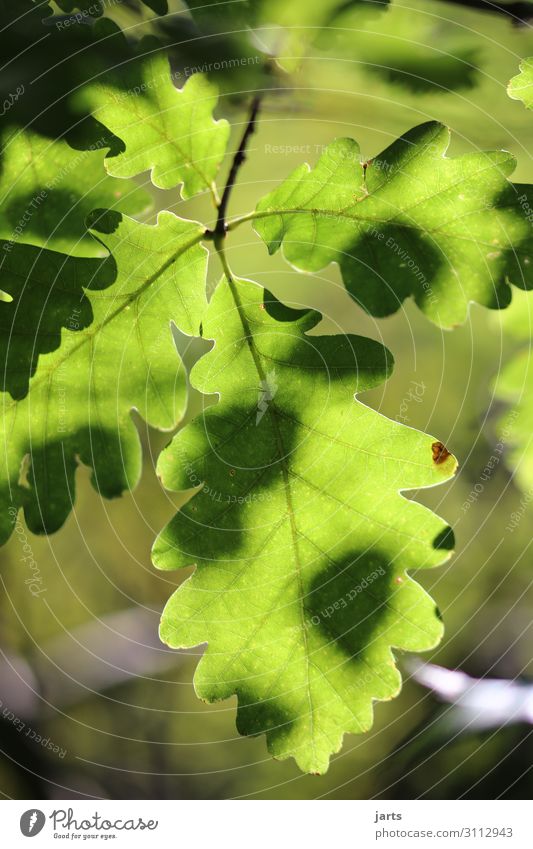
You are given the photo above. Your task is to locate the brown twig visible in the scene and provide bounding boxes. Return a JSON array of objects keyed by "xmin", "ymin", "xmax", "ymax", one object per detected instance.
[{"xmin": 214, "ymin": 94, "xmax": 262, "ymax": 241}]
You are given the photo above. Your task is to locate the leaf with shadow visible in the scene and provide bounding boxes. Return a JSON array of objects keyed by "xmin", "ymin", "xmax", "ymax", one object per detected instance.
[
  {"xmin": 0, "ymin": 15, "xmax": 134, "ymax": 140},
  {"xmin": 255, "ymin": 122, "xmax": 533, "ymax": 327},
  {"xmin": 76, "ymin": 33, "xmax": 230, "ymax": 198},
  {"xmin": 0, "ymin": 127, "xmax": 151, "ymax": 257},
  {"xmin": 0, "ymin": 240, "xmax": 112, "ymax": 400},
  {"xmin": 0, "ymin": 209, "xmax": 208, "ymax": 542},
  {"xmin": 154, "ymin": 277, "xmax": 456, "ymax": 773}
]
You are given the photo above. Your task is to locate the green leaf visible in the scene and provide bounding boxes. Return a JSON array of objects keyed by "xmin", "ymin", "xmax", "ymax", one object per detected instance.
[
  {"xmin": 508, "ymin": 58, "xmax": 533, "ymax": 110},
  {"xmin": 493, "ymin": 290, "xmax": 533, "ymax": 493},
  {"xmin": 80, "ymin": 55, "xmax": 230, "ymax": 198},
  {"xmin": 253, "ymin": 122, "xmax": 533, "ymax": 327},
  {"xmin": 0, "ymin": 128, "xmax": 151, "ymax": 257},
  {"xmin": 0, "ymin": 211, "xmax": 207, "ymax": 543},
  {"xmin": 154, "ymin": 275, "xmax": 456, "ymax": 773}
]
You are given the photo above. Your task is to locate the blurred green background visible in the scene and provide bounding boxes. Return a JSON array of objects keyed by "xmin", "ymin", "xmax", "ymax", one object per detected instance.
[{"xmin": 0, "ymin": 0, "xmax": 532, "ymax": 799}]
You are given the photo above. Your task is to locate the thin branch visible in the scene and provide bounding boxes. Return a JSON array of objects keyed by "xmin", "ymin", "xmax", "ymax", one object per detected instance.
[{"xmin": 214, "ymin": 94, "xmax": 263, "ymax": 239}]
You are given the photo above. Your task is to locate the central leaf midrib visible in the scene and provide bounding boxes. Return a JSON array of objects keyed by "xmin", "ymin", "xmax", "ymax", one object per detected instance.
[
  {"xmin": 226, "ymin": 276, "xmax": 317, "ymax": 757},
  {"xmin": 230, "ymin": 207, "xmax": 523, "ymax": 251},
  {"xmin": 128, "ymin": 109, "xmax": 213, "ymax": 190}
]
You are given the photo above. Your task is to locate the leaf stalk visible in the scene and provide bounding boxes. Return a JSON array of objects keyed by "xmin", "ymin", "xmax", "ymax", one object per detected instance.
[{"xmin": 214, "ymin": 94, "xmax": 262, "ymax": 240}]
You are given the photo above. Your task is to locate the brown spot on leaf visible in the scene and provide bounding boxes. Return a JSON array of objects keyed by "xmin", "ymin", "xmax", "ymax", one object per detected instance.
[{"xmin": 432, "ymin": 441, "xmax": 451, "ymax": 465}]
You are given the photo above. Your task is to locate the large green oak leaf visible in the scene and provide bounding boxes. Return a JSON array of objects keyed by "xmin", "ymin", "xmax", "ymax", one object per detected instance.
[
  {"xmin": 0, "ymin": 211, "xmax": 206, "ymax": 543},
  {"xmin": 154, "ymin": 275, "xmax": 456, "ymax": 773},
  {"xmin": 253, "ymin": 122, "xmax": 533, "ymax": 327}
]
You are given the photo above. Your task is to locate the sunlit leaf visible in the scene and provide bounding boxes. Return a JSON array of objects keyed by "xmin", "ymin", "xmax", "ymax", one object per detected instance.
[
  {"xmin": 154, "ymin": 276, "xmax": 456, "ymax": 773},
  {"xmin": 80, "ymin": 57, "xmax": 230, "ymax": 198},
  {"xmin": 0, "ymin": 128, "xmax": 151, "ymax": 257},
  {"xmin": 253, "ymin": 122, "xmax": 533, "ymax": 327},
  {"xmin": 0, "ymin": 211, "xmax": 207, "ymax": 543}
]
